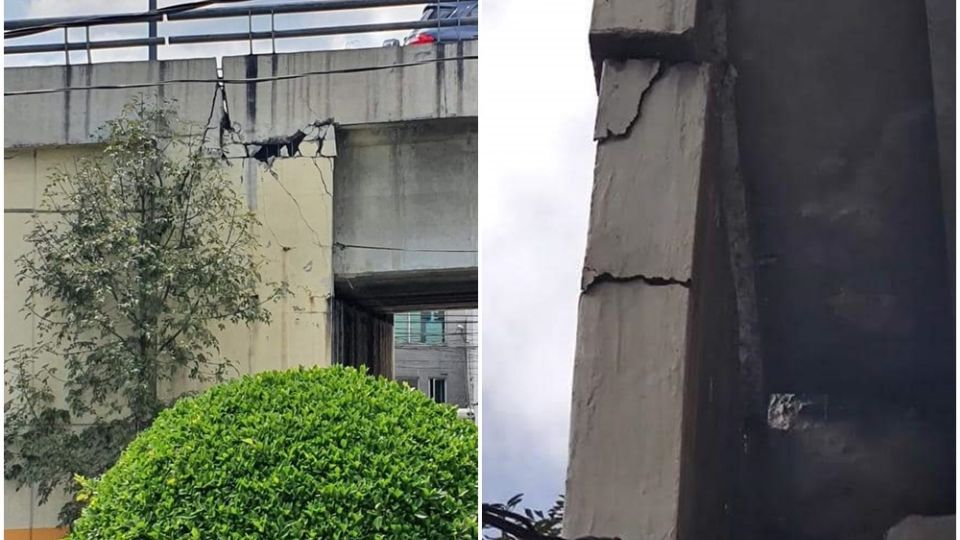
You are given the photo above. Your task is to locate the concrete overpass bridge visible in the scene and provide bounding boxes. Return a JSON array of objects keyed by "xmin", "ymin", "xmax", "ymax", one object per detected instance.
[{"xmin": 4, "ymin": 41, "xmax": 476, "ymax": 534}]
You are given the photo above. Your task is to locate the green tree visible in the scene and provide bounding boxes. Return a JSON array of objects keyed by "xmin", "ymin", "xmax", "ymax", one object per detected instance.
[
  {"xmin": 484, "ymin": 493, "xmax": 565, "ymax": 539},
  {"xmin": 4, "ymin": 97, "xmax": 284, "ymax": 525}
]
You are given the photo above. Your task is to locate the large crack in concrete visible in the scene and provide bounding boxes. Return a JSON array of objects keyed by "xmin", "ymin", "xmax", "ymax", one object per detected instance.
[{"xmin": 582, "ymin": 268, "xmax": 691, "ymax": 294}]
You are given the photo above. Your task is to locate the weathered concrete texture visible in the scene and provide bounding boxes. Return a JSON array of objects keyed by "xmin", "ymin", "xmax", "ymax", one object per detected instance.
[
  {"xmin": 886, "ymin": 515, "xmax": 955, "ymax": 540},
  {"xmin": 333, "ymin": 118, "xmax": 477, "ymax": 278},
  {"xmin": 924, "ymin": 0, "xmax": 955, "ymax": 288},
  {"xmin": 589, "ymin": 0, "xmax": 723, "ymax": 82},
  {"xmin": 566, "ymin": 57, "xmax": 738, "ymax": 540},
  {"xmin": 583, "ymin": 61, "xmax": 712, "ymax": 288},
  {"xmin": 565, "ymin": 280, "xmax": 689, "ymax": 540},
  {"xmin": 5, "ymin": 58, "xmax": 219, "ymax": 148},
  {"xmin": 593, "ymin": 0, "xmax": 698, "ymax": 36},
  {"xmin": 221, "ymin": 41, "xmax": 477, "ymax": 142},
  {"xmin": 726, "ymin": 0, "xmax": 954, "ymax": 537}
]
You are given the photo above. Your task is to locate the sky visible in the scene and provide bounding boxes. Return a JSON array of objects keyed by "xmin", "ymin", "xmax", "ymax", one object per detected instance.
[
  {"xmin": 479, "ymin": 0, "xmax": 596, "ymax": 512},
  {"xmin": 4, "ymin": 0, "xmax": 423, "ymax": 66},
  {"xmin": 4, "ymin": 0, "xmax": 600, "ymax": 517}
]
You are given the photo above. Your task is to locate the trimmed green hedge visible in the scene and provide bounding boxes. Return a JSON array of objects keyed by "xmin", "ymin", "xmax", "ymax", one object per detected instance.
[{"xmin": 69, "ymin": 366, "xmax": 477, "ymax": 539}]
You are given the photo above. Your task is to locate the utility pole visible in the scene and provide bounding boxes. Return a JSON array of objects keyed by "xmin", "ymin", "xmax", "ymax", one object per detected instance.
[{"xmin": 148, "ymin": 0, "xmax": 158, "ymax": 61}]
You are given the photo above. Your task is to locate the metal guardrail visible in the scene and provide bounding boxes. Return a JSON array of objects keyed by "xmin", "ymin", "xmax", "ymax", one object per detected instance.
[{"xmin": 4, "ymin": 0, "xmax": 477, "ymax": 63}]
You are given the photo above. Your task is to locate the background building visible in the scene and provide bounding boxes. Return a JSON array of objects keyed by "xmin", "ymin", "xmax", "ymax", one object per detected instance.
[{"xmin": 394, "ymin": 309, "xmax": 478, "ymax": 414}]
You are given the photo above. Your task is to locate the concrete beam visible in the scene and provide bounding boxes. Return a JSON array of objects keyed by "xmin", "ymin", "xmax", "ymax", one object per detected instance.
[
  {"xmin": 221, "ymin": 41, "xmax": 477, "ymax": 141},
  {"xmin": 4, "ymin": 41, "xmax": 477, "ymax": 149},
  {"xmin": 5, "ymin": 58, "xmax": 219, "ymax": 148},
  {"xmin": 333, "ymin": 118, "xmax": 477, "ymax": 278},
  {"xmin": 334, "ymin": 267, "xmax": 477, "ymax": 313}
]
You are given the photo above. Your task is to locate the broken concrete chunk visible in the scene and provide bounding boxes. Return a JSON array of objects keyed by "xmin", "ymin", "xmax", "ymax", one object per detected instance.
[
  {"xmin": 886, "ymin": 515, "xmax": 955, "ymax": 540},
  {"xmin": 767, "ymin": 393, "xmax": 829, "ymax": 431},
  {"xmin": 594, "ymin": 59, "xmax": 661, "ymax": 140},
  {"xmin": 583, "ymin": 62, "xmax": 715, "ymax": 289}
]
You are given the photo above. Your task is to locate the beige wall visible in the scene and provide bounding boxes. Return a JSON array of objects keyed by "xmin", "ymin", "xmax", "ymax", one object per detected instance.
[{"xmin": 4, "ymin": 139, "xmax": 335, "ymax": 531}]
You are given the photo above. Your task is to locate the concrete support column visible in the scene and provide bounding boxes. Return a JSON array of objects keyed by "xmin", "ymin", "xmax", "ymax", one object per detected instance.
[{"xmin": 564, "ymin": 3, "xmax": 744, "ymax": 535}]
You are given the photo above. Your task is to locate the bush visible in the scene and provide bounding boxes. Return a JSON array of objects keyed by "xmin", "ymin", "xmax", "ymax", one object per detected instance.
[{"xmin": 69, "ymin": 366, "xmax": 477, "ymax": 539}]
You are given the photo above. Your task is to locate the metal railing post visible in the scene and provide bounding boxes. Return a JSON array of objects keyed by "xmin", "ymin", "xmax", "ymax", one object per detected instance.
[{"xmin": 148, "ymin": 0, "xmax": 157, "ymax": 60}]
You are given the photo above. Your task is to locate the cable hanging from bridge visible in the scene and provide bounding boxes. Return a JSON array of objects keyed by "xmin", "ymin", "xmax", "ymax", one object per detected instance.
[{"xmin": 3, "ymin": 54, "xmax": 478, "ymax": 97}]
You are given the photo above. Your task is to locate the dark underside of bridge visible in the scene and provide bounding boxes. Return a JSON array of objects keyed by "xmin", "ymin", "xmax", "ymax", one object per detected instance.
[{"xmin": 333, "ymin": 267, "xmax": 478, "ymax": 314}]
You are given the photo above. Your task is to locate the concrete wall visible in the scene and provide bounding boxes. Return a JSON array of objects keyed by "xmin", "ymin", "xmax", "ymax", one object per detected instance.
[
  {"xmin": 4, "ymin": 139, "xmax": 335, "ymax": 534},
  {"xmin": 332, "ymin": 118, "xmax": 478, "ymax": 311}
]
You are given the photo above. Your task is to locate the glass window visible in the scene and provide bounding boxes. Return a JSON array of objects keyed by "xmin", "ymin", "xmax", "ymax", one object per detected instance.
[
  {"xmin": 421, "ymin": 311, "xmax": 445, "ymax": 344},
  {"xmin": 420, "ymin": 5, "xmax": 456, "ymax": 20},
  {"xmin": 430, "ymin": 378, "xmax": 446, "ymax": 403}
]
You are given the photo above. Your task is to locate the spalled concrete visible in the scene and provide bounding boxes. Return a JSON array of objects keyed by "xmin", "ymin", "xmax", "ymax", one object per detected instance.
[
  {"xmin": 583, "ymin": 61, "xmax": 712, "ymax": 290},
  {"xmin": 221, "ymin": 41, "xmax": 477, "ymax": 141}
]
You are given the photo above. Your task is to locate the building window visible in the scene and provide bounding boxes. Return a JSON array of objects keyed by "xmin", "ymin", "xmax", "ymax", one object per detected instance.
[
  {"xmin": 420, "ymin": 311, "xmax": 444, "ymax": 344},
  {"xmin": 429, "ymin": 378, "xmax": 446, "ymax": 403},
  {"xmin": 394, "ymin": 311, "xmax": 445, "ymax": 344}
]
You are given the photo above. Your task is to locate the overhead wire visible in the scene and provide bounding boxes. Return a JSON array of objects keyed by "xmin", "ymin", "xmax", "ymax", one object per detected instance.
[
  {"xmin": 5, "ymin": 0, "xmax": 256, "ymax": 39},
  {"xmin": 4, "ymin": 54, "xmax": 478, "ymax": 96}
]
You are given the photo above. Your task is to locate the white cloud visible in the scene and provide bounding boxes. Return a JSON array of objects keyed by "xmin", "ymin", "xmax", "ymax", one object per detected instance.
[{"xmin": 480, "ymin": 0, "xmax": 597, "ymax": 511}]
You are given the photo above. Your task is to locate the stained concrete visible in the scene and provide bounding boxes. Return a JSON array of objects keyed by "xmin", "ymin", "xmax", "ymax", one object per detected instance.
[
  {"xmin": 726, "ymin": 0, "xmax": 954, "ymax": 537},
  {"xmin": 5, "ymin": 58, "xmax": 218, "ymax": 148},
  {"xmin": 923, "ymin": 0, "xmax": 955, "ymax": 287},
  {"xmin": 332, "ymin": 118, "xmax": 477, "ymax": 311},
  {"xmin": 5, "ymin": 42, "xmax": 477, "ymax": 149},
  {"xmin": 588, "ymin": 0, "xmax": 723, "ymax": 82},
  {"xmin": 221, "ymin": 41, "xmax": 477, "ymax": 141}
]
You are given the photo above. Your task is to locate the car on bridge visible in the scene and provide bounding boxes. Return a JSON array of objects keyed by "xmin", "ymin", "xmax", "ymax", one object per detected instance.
[{"xmin": 397, "ymin": 1, "xmax": 478, "ymax": 46}]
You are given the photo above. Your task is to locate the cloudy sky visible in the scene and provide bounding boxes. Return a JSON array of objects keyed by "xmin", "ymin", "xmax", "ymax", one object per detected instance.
[
  {"xmin": 4, "ymin": 0, "xmax": 599, "ymax": 517},
  {"xmin": 479, "ymin": 0, "xmax": 596, "ymax": 512},
  {"xmin": 4, "ymin": 0, "xmax": 423, "ymax": 66}
]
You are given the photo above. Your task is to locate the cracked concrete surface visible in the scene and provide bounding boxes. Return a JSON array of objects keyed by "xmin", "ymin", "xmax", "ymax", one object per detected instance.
[
  {"xmin": 594, "ymin": 59, "xmax": 661, "ymax": 140},
  {"xmin": 582, "ymin": 62, "xmax": 712, "ymax": 289},
  {"xmin": 581, "ymin": 268, "xmax": 691, "ymax": 293}
]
